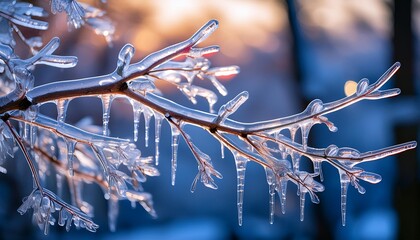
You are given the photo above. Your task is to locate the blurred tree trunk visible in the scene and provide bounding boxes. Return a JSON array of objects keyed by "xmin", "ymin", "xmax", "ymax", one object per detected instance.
[{"xmin": 392, "ymin": 0, "xmax": 420, "ymax": 239}]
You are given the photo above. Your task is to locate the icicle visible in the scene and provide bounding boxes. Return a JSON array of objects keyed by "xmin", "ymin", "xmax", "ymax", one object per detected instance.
[
  {"xmin": 339, "ymin": 170, "xmax": 350, "ymax": 226},
  {"xmin": 290, "ymin": 151, "xmax": 301, "ymax": 173},
  {"xmin": 18, "ymin": 121, "xmax": 24, "ymax": 138},
  {"xmin": 233, "ymin": 152, "xmax": 248, "ymax": 226},
  {"xmin": 100, "ymin": 94, "xmax": 114, "ymax": 136},
  {"xmin": 300, "ymin": 123, "xmax": 312, "ymax": 151},
  {"xmin": 25, "ymin": 105, "xmax": 38, "ymax": 147},
  {"xmin": 130, "ymin": 100, "xmax": 142, "ymax": 142},
  {"xmin": 313, "ymin": 160, "xmax": 324, "ymax": 181},
  {"xmin": 30, "ymin": 124, "xmax": 37, "ymax": 148},
  {"xmin": 268, "ymin": 183, "xmax": 275, "ymax": 224},
  {"xmin": 220, "ymin": 142, "xmax": 225, "ymax": 159},
  {"xmin": 279, "ymin": 177, "xmax": 288, "ymax": 214},
  {"xmin": 299, "ymin": 189, "xmax": 306, "ymax": 221},
  {"xmin": 264, "ymin": 167, "xmax": 276, "ymax": 224},
  {"xmin": 58, "ymin": 208, "xmax": 69, "ymax": 227},
  {"xmin": 65, "ymin": 139, "xmax": 77, "ymax": 176},
  {"xmin": 56, "ymin": 99, "xmax": 70, "ymax": 126},
  {"xmin": 273, "ymin": 159, "xmax": 291, "ymax": 215},
  {"xmin": 204, "ymin": 74, "xmax": 227, "ymax": 96},
  {"xmin": 300, "ymin": 99, "xmax": 324, "ymax": 150},
  {"xmin": 170, "ymin": 124, "xmax": 180, "ymax": 186},
  {"xmin": 154, "ymin": 113, "xmax": 163, "ymax": 165},
  {"xmin": 296, "ymin": 171, "xmax": 324, "ymax": 222},
  {"xmin": 296, "ymin": 171, "xmax": 310, "ymax": 222},
  {"xmin": 289, "ymin": 126, "xmax": 298, "ymax": 142},
  {"xmin": 143, "ymin": 107, "xmax": 153, "ymax": 147},
  {"xmin": 278, "ymin": 142, "xmax": 288, "ymax": 160},
  {"xmin": 23, "ymin": 121, "xmax": 30, "ymax": 142},
  {"xmin": 56, "ymin": 173, "xmax": 64, "ymax": 197},
  {"xmin": 108, "ymin": 197, "xmax": 119, "ymax": 232}
]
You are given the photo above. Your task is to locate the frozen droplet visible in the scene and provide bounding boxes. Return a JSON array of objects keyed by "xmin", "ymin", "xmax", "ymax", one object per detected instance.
[
  {"xmin": 66, "ymin": 139, "xmax": 77, "ymax": 176},
  {"xmin": 129, "ymin": 78, "xmax": 156, "ymax": 95},
  {"xmin": 190, "ymin": 172, "xmax": 200, "ymax": 193},
  {"xmin": 318, "ymin": 115, "xmax": 338, "ymax": 132},
  {"xmin": 307, "ymin": 99, "xmax": 324, "ymax": 115},
  {"xmin": 207, "ymin": 75, "xmax": 227, "ymax": 96},
  {"xmin": 356, "ymin": 78, "xmax": 370, "ymax": 96},
  {"xmin": 350, "ymin": 177, "xmax": 366, "ymax": 194},
  {"xmin": 36, "ymin": 55, "xmax": 78, "ymax": 68},
  {"xmin": 366, "ymin": 88, "xmax": 401, "ymax": 99},
  {"xmin": 337, "ymin": 147, "xmax": 361, "ymax": 159},
  {"xmin": 190, "ymin": 19, "xmax": 218, "ymax": 46},
  {"xmin": 233, "ymin": 152, "xmax": 248, "ymax": 226},
  {"xmin": 56, "ymin": 99, "xmax": 70, "ymax": 126},
  {"xmin": 116, "ymin": 44, "xmax": 134, "ymax": 75},
  {"xmin": 170, "ymin": 124, "xmax": 180, "ymax": 186},
  {"xmin": 356, "ymin": 171, "xmax": 382, "ymax": 184},
  {"xmin": 325, "ymin": 144, "xmax": 339, "ymax": 156},
  {"xmin": 215, "ymin": 91, "xmax": 248, "ymax": 124},
  {"xmin": 65, "ymin": 214, "xmax": 72, "ymax": 231},
  {"xmin": 4, "ymin": 11, "xmax": 48, "ymax": 30},
  {"xmin": 188, "ymin": 45, "xmax": 220, "ymax": 58},
  {"xmin": 207, "ymin": 66, "xmax": 240, "ymax": 78},
  {"xmin": 100, "ymin": 94, "xmax": 114, "ymax": 136},
  {"xmin": 154, "ymin": 113, "xmax": 163, "ymax": 165}
]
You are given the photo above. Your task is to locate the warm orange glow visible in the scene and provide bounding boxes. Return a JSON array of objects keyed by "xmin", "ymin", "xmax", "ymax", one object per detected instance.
[
  {"xmin": 109, "ymin": 0, "xmax": 286, "ymax": 64},
  {"xmin": 344, "ymin": 80, "xmax": 357, "ymax": 96},
  {"xmin": 298, "ymin": 0, "xmax": 391, "ymax": 40}
]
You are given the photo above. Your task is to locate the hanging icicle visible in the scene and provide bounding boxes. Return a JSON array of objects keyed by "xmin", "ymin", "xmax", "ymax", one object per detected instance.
[
  {"xmin": 100, "ymin": 94, "xmax": 114, "ymax": 136},
  {"xmin": 65, "ymin": 139, "xmax": 77, "ymax": 176},
  {"xmin": 56, "ymin": 99, "xmax": 70, "ymax": 126},
  {"xmin": 130, "ymin": 100, "xmax": 142, "ymax": 142},
  {"xmin": 143, "ymin": 107, "xmax": 153, "ymax": 147},
  {"xmin": 233, "ymin": 151, "xmax": 248, "ymax": 226},
  {"xmin": 169, "ymin": 123, "xmax": 181, "ymax": 186},
  {"xmin": 154, "ymin": 112, "xmax": 163, "ymax": 165}
]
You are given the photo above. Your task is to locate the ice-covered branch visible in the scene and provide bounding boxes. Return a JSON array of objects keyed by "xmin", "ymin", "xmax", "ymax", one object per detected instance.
[{"xmin": 0, "ymin": 5, "xmax": 416, "ymax": 233}]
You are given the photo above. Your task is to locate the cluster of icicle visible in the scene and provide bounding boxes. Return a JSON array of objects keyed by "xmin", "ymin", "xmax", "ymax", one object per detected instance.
[{"xmin": 0, "ymin": 0, "xmax": 417, "ymax": 235}]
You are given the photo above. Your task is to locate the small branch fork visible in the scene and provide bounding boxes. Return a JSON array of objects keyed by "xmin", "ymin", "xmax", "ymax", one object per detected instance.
[{"xmin": 3, "ymin": 119, "xmax": 98, "ymax": 231}]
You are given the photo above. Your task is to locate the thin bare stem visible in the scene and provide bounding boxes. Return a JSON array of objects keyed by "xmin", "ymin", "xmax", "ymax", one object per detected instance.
[{"xmin": 5, "ymin": 120, "xmax": 43, "ymax": 193}]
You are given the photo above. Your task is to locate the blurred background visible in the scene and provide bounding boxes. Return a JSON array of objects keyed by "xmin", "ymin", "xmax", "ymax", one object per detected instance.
[{"xmin": 0, "ymin": 0, "xmax": 419, "ymax": 239}]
